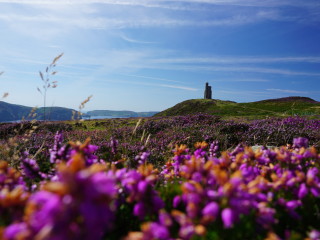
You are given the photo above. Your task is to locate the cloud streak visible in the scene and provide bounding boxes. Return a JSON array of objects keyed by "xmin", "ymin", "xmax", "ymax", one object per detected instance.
[
  {"xmin": 219, "ymin": 90, "xmax": 272, "ymax": 96},
  {"xmin": 212, "ymin": 79, "xmax": 270, "ymax": 82},
  {"xmin": 266, "ymin": 88, "xmax": 308, "ymax": 94},
  {"xmin": 1, "ymin": 0, "xmax": 319, "ymax": 33},
  {"xmin": 99, "ymin": 79, "xmax": 198, "ymax": 91},
  {"xmin": 120, "ymin": 74, "xmax": 184, "ymax": 84},
  {"xmin": 159, "ymin": 84, "xmax": 198, "ymax": 91},
  {"xmin": 152, "ymin": 56, "xmax": 320, "ymax": 64},
  {"xmin": 0, "ymin": 0, "xmax": 318, "ymax": 8},
  {"xmin": 0, "ymin": 13, "xmax": 274, "ymax": 29},
  {"xmin": 138, "ymin": 64, "xmax": 320, "ymax": 77},
  {"xmin": 119, "ymin": 34, "xmax": 158, "ymax": 44}
]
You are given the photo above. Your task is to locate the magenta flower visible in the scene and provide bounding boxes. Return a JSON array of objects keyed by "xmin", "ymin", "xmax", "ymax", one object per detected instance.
[
  {"xmin": 298, "ymin": 183, "xmax": 308, "ymax": 199},
  {"xmin": 173, "ymin": 195, "xmax": 181, "ymax": 208},
  {"xmin": 309, "ymin": 229, "xmax": 320, "ymax": 240},
  {"xmin": 293, "ymin": 137, "xmax": 309, "ymax": 148},
  {"xmin": 221, "ymin": 208, "xmax": 234, "ymax": 228},
  {"xmin": 133, "ymin": 202, "xmax": 146, "ymax": 219},
  {"xmin": 149, "ymin": 222, "xmax": 170, "ymax": 239},
  {"xmin": 4, "ymin": 222, "xmax": 29, "ymax": 240},
  {"xmin": 202, "ymin": 202, "xmax": 219, "ymax": 219},
  {"xmin": 20, "ymin": 151, "xmax": 42, "ymax": 180}
]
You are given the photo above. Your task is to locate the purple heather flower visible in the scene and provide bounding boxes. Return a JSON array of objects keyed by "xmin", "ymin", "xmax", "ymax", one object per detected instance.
[
  {"xmin": 186, "ymin": 202, "xmax": 198, "ymax": 218},
  {"xmin": 152, "ymin": 195, "xmax": 165, "ymax": 210},
  {"xmin": 138, "ymin": 180, "xmax": 149, "ymax": 194},
  {"xmin": 159, "ymin": 211, "xmax": 173, "ymax": 227},
  {"xmin": 285, "ymin": 200, "xmax": 301, "ymax": 211},
  {"xmin": 27, "ymin": 191, "xmax": 61, "ymax": 231},
  {"xmin": 134, "ymin": 202, "xmax": 146, "ymax": 219},
  {"xmin": 209, "ymin": 141, "xmax": 219, "ymax": 157},
  {"xmin": 207, "ymin": 190, "xmax": 220, "ymax": 200},
  {"xmin": 221, "ymin": 208, "xmax": 234, "ymax": 228},
  {"xmin": 185, "ymin": 193, "xmax": 202, "ymax": 205},
  {"xmin": 293, "ymin": 137, "xmax": 309, "ymax": 148},
  {"xmin": 183, "ymin": 182, "xmax": 196, "ymax": 192},
  {"xmin": 110, "ymin": 137, "xmax": 118, "ymax": 155},
  {"xmin": 298, "ymin": 183, "xmax": 308, "ymax": 199},
  {"xmin": 307, "ymin": 168, "xmax": 319, "ymax": 183},
  {"xmin": 256, "ymin": 193, "xmax": 268, "ymax": 202},
  {"xmin": 20, "ymin": 151, "xmax": 42, "ymax": 180},
  {"xmin": 87, "ymin": 171, "xmax": 117, "ymax": 198},
  {"xmin": 135, "ymin": 150, "xmax": 150, "ymax": 166},
  {"xmin": 310, "ymin": 187, "xmax": 320, "ymax": 197},
  {"xmin": 202, "ymin": 202, "xmax": 219, "ymax": 219},
  {"xmin": 173, "ymin": 195, "xmax": 181, "ymax": 208},
  {"xmin": 4, "ymin": 222, "xmax": 29, "ymax": 240},
  {"xmin": 230, "ymin": 144, "xmax": 244, "ymax": 156},
  {"xmin": 309, "ymin": 230, "xmax": 320, "ymax": 240},
  {"xmin": 179, "ymin": 224, "xmax": 195, "ymax": 240},
  {"xmin": 49, "ymin": 131, "xmax": 65, "ymax": 164},
  {"xmin": 192, "ymin": 172, "xmax": 203, "ymax": 182},
  {"xmin": 256, "ymin": 203, "xmax": 276, "ymax": 228},
  {"xmin": 194, "ymin": 148, "xmax": 206, "ymax": 158},
  {"xmin": 149, "ymin": 222, "xmax": 170, "ymax": 240}
]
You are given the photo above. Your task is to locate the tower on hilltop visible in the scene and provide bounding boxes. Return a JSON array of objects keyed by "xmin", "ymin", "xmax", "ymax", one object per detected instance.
[{"xmin": 204, "ymin": 82, "xmax": 212, "ymax": 99}]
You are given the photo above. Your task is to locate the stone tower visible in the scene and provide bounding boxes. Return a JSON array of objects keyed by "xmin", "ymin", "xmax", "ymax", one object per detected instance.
[{"xmin": 204, "ymin": 82, "xmax": 212, "ymax": 99}]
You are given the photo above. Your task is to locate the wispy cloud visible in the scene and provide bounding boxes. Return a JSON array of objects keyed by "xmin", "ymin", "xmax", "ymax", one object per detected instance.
[
  {"xmin": 152, "ymin": 56, "xmax": 320, "ymax": 64},
  {"xmin": 1, "ymin": 0, "xmax": 319, "ymax": 33},
  {"xmin": 0, "ymin": 0, "xmax": 317, "ymax": 8},
  {"xmin": 266, "ymin": 88, "xmax": 308, "ymax": 94},
  {"xmin": 98, "ymin": 78, "xmax": 198, "ymax": 91},
  {"xmin": 139, "ymin": 64, "xmax": 320, "ymax": 77},
  {"xmin": 0, "ymin": 13, "xmax": 272, "ymax": 29},
  {"xmin": 159, "ymin": 84, "xmax": 198, "ymax": 91},
  {"xmin": 219, "ymin": 90, "xmax": 273, "ymax": 97},
  {"xmin": 212, "ymin": 79, "xmax": 270, "ymax": 82},
  {"xmin": 119, "ymin": 34, "xmax": 157, "ymax": 44},
  {"xmin": 120, "ymin": 73, "xmax": 183, "ymax": 84}
]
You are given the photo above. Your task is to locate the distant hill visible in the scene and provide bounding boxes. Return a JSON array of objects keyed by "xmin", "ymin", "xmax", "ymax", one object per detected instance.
[
  {"xmin": 85, "ymin": 110, "xmax": 158, "ymax": 118},
  {"xmin": 0, "ymin": 101, "xmax": 78, "ymax": 122},
  {"xmin": 0, "ymin": 101, "xmax": 31, "ymax": 122},
  {"xmin": 255, "ymin": 96, "xmax": 319, "ymax": 104},
  {"xmin": 155, "ymin": 97, "xmax": 320, "ymax": 118}
]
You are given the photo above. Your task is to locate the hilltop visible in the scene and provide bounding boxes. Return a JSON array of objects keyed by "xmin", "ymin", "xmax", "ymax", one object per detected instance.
[{"xmin": 155, "ymin": 97, "xmax": 320, "ymax": 119}]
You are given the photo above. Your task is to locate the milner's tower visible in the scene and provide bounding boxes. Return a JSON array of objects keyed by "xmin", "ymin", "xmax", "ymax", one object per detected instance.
[{"xmin": 204, "ymin": 82, "xmax": 212, "ymax": 99}]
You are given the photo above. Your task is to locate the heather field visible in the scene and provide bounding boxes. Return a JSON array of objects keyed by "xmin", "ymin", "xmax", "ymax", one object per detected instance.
[{"xmin": 0, "ymin": 114, "xmax": 320, "ymax": 240}]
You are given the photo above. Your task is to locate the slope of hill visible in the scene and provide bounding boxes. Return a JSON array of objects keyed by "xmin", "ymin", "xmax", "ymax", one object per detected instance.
[
  {"xmin": 155, "ymin": 97, "xmax": 320, "ymax": 118},
  {"xmin": 86, "ymin": 110, "xmax": 158, "ymax": 118},
  {"xmin": 36, "ymin": 107, "xmax": 78, "ymax": 121},
  {"xmin": 0, "ymin": 101, "xmax": 78, "ymax": 122},
  {"xmin": 0, "ymin": 101, "xmax": 32, "ymax": 122}
]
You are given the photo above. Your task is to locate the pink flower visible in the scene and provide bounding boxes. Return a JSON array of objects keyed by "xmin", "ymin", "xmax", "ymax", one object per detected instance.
[{"xmin": 221, "ymin": 208, "xmax": 234, "ymax": 228}]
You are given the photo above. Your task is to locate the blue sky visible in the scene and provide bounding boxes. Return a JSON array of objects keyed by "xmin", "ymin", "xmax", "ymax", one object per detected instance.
[{"xmin": 0, "ymin": 0, "xmax": 320, "ymax": 111}]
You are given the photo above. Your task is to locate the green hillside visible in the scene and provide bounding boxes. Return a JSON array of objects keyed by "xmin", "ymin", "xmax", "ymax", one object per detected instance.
[{"xmin": 155, "ymin": 97, "xmax": 320, "ymax": 119}]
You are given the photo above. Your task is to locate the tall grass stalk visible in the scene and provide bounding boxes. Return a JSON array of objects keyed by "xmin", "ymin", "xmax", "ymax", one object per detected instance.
[{"xmin": 37, "ymin": 53, "xmax": 63, "ymax": 121}]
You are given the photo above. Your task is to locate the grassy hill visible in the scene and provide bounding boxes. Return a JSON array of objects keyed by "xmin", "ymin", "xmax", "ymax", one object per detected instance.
[
  {"xmin": 0, "ymin": 101, "xmax": 78, "ymax": 122},
  {"xmin": 155, "ymin": 97, "xmax": 320, "ymax": 119}
]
